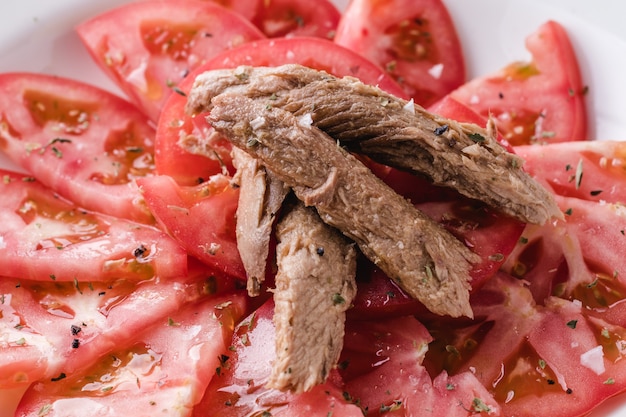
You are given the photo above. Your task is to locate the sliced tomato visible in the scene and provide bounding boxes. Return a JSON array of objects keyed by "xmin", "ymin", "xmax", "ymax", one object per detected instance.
[
  {"xmin": 0, "ymin": 73, "xmax": 156, "ymax": 223},
  {"xmin": 428, "ymin": 95, "xmax": 513, "ymax": 151},
  {"xmin": 0, "ymin": 260, "xmax": 227, "ymax": 393},
  {"xmin": 334, "ymin": 0, "xmax": 465, "ymax": 107},
  {"xmin": 450, "ymin": 21, "xmax": 587, "ymax": 146},
  {"xmin": 15, "ymin": 291, "xmax": 248, "ymax": 417},
  {"xmin": 193, "ymin": 299, "xmax": 364, "ymax": 416},
  {"xmin": 198, "ymin": 0, "xmax": 261, "ymax": 21},
  {"xmin": 424, "ymin": 270, "xmax": 626, "ymax": 417},
  {"xmin": 515, "ymin": 140, "xmax": 626, "ymax": 203},
  {"xmin": 337, "ymin": 315, "xmax": 500, "ymax": 416},
  {"xmin": 250, "ymin": 0, "xmax": 340, "ymax": 39},
  {"xmin": 0, "ymin": 169, "xmax": 187, "ymax": 283},
  {"xmin": 155, "ymin": 36, "xmax": 407, "ymax": 186},
  {"xmin": 138, "ymin": 174, "xmax": 245, "ymax": 280},
  {"xmin": 76, "ymin": 0, "xmax": 265, "ymax": 122},
  {"xmin": 155, "ymin": 77, "xmax": 235, "ymax": 186},
  {"xmin": 195, "ymin": 36, "xmax": 409, "ymax": 98}
]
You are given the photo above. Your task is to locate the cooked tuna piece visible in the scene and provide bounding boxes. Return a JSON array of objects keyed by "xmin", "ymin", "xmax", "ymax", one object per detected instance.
[
  {"xmin": 268, "ymin": 199, "xmax": 357, "ymax": 393},
  {"xmin": 232, "ymin": 148, "xmax": 289, "ymax": 296},
  {"xmin": 186, "ymin": 64, "xmax": 561, "ymax": 225},
  {"xmin": 202, "ymin": 94, "xmax": 479, "ymax": 318}
]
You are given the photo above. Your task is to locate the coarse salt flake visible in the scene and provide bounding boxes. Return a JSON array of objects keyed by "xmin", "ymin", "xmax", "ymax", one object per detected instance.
[
  {"xmin": 580, "ymin": 345, "xmax": 605, "ymax": 375},
  {"xmin": 250, "ymin": 116, "xmax": 266, "ymax": 130}
]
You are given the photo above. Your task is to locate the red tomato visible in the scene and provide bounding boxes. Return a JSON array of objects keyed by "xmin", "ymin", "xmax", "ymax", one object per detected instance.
[
  {"xmin": 502, "ymin": 195, "xmax": 626, "ymax": 305},
  {"xmin": 428, "ymin": 95, "xmax": 514, "ymax": 151},
  {"xmin": 198, "ymin": 0, "xmax": 261, "ymax": 21},
  {"xmin": 0, "ymin": 73, "xmax": 156, "ymax": 223},
  {"xmin": 338, "ymin": 315, "xmax": 500, "ymax": 416},
  {"xmin": 155, "ymin": 36, "xmax": 407, "ymax": 185},
  {"xmin": 76, "ymin": 0, "xmax": 265, "ymax": 122},
  {"xmin": 193, "ymin": 299, "xmax": 364, "ymax": 416},
  {"xmin": 0, "ymin": 262, "xmax": 227, "ymax": 394},
  {"xmin": 250, "ymin": 0, "xmax": 341, "ymax": 39},
  {"xmin": 195, "ymin": 36, "xmax": 409, "ymax": 98},
  {"xmin": 0, "ymin": 169, "xmax": 187, "ymax": 283},
  {"xmin": 155, "ymin": 77, "xmax": 235, "ymax": 186},
  {"xmin": 450, "ymin": 21, "xmax": 588, "ymax": 146},
  {"xmin": 515, "ymin": 140, "xmax": 626, "ymax": 203},
  {"xmin": 334, "ymin": 0, "xmax": 466, "ymax": 107},
  {"xmin": 16, "ymin": 291, "xmax": 248, "ymax": 417},
  {"xmin": 138, "ymin": 174, "xmax": 246, "ymax": 280},
  {"xmin": 424, "ymin": 270, "xmax": 626, "ymax": 417}
]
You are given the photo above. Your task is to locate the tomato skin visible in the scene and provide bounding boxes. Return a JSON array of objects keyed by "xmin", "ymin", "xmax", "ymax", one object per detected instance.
[
  {"xmin": 334, "ymin": 0, "xmax": 465, "ymax": 107},
  {"xmin": 155, "ymin": 79, "xmax": 235, "ymax": 186},
  {"xmin": 198, "ymin": 36, "xmax": 408, "ymax": 98},
  {"xmin": 197, "ymin": 0, "xmax": 261, "ymax": 21},
  {"xmin": 450, "ymin": 21, "xmax": 587, "ymax": 145},
  {"xmin": 138, "ymin": 174, "xmax": 246, "ymax": 280},
  {"xmin": 250, "ymin": 0, "xmax": 341, "ymax": 39},
  {"xmin": 0, "ymin": 72, "xmax": 157, "ymax": 224},
  {"xmin": 76, "ymin": 0, "xmax": 265, "ymax": 122}
]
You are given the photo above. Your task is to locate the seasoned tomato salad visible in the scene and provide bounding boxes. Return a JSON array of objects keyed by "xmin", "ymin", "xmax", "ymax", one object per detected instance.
[{"xmin": 0, "ymin": 0, "xmax": 625, "ymax": 416}]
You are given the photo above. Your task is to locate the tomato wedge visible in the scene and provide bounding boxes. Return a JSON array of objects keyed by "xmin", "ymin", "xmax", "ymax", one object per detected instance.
[
  {"xmin": 0, "ymin": 169, "xmax": 187, "ymax": 283},
  {"xmin": 193, "ymin": 299, "xmax": 369, "ymax": 417},
  {"xmin": 250, "ymin": 0, "xmax": 341, "ymax": 39},
  {"xmin": 334, "ymin": 0, "xmax": 465, "ymax": 107},
  {"xmin": 515, "ymin": 140, "xmax": 626, "ymax": 203},
  {"xmin": 0, "ymin": 73, "xmax": 156, "ymax": 223},
  {"xmin": 450, "ymin": 21, "xmax": 588, "ymax": 145},
  {"xmin": 16, "ymin": 292, "xmax": 247, "ymax": 417},
  {"xmin": 0, "ymin": 262, "xmax": 223, "ymax": 391},
  {"xmin": 77, "ymin": 0, "xmax": 265, "ymax": 121},
  {"xmin": 138, "ymin": 174, "xmax": 246, "ymax": 280}
]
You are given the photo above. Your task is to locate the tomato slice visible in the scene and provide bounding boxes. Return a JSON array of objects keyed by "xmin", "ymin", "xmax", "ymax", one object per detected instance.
[
  {"xmin": 449, "ymin": 21, "xmax": 588, "ymax": 146},
  {"xmin": 138, "ymin": 174, "xmax": 246, "ymax": 280},
  {"xmin": 334, "ymin": 0, "xmax": 465, "ymax": 107},
  {"xmin": 193, "ymin": 299, "xmax": 365, "ymax": 417},
  {"xmin": 76, "ymin": 0, "xmax": 265, "ymax": 122},
  {"xmin": 199, "ymin": 0, "xmax": 261, "ymax": 21},
  {"xmin": 338, "ymin": 315, "xmax": 500, "ymax": 416},
  {"xmin": 0, "ymin": 261, "xmax": 224, "ymax": 392},
  {"xmin": 15, "ymin": 291, "xmax": 247, "ymax": 416},
  {"xmin": 424, "ymin": 270, "xmax": 626, "ymax": 417},
  {"xmin": 0, "ymin": 73, "xmax": 156, "ymax": 223},
  {"xmin": 250, "ymin": 0, "xmax": 341, "ymax": 39},
  {"xmin": 515, "ymin": 140, "xmax": 626, "ymax": 203},
  {"xmin": 155, "ymin": 36, "xmax": 407, "ymax": 186},
  {"xmin": 0, "ymin": 169, "xmax": 187, "ymax": 283}
]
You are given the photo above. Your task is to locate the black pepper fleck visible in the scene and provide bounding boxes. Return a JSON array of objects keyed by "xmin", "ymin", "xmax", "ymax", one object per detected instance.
[
  {"xmin": 134, "ymin": 245, "xmax": 147, "ymax": 258},
  {"xmin": 71, "ymin": 325, "xmax": 82, "ymax": 336},
  {"xmin": 434, "ymin": 124, "xmax": 449, "ymax": 136},
  {"xmin": 71, "ymin": 339, "xmax": 80, "ymax": 349}
]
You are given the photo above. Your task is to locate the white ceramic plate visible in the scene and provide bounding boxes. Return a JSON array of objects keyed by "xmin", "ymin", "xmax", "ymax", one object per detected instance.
[{"xmin": 1, "ymin": 1, "xmax": 626, "ymax": 416}]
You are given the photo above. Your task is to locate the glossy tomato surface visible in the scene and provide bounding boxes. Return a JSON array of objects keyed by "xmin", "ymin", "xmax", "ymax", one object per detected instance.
[{"xmin": 334, "ymin": 0, "xmax": 466, "ymax": 107}]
